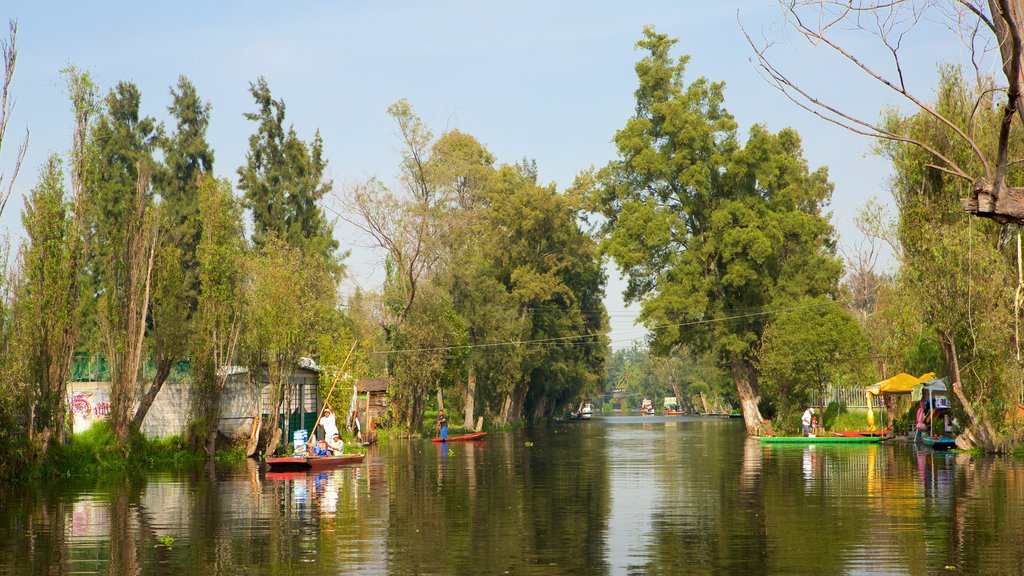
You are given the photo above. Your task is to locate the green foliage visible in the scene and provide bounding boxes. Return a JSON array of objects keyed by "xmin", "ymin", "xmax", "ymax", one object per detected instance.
[
  {"xmin": 878, "ymin": 66, "xmax": 1024, "ymax": 448},
  {"xmin": 822, "ymin": 401, "xmax": 848, "ymax": 430},
  {"xmin": 589, "ymin": 27, "xmax": 841, "ymax": 428},
  {"xmin": 237, "ymin": 77, "xmax": 340, "ymax": 274},
  {"xmin": 757, "ymin": 296, "xmax": 870, "ymax": 416}
]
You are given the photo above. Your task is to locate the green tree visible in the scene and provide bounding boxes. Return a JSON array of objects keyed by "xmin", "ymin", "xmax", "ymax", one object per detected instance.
[
  {"xmin": 879, "ymin": 66, "xmax": 1024, "ymax": 451},
  {"xmin": 591, "ymin": 27, "xmax": 841, "ymax": 435},
  {"xmin": 243, "ymin": 238, "xmax": 335, "ymax": 455},
  {"xmin": 237, "ymin": 77, "xmax": 339, "ymax": 273},
  {"xmin": 16, "ymin": 156, "xmax": 85, "ymax": 448},
  {"xmin": 87, "ymin": 81, "xmax": 161, "ymax": 453},
  {"xmin": 191, "ymin": 177, "xmax": 246, "ymax": 457},
  {"xmin": 757, "ymin": 296, "xmax": 869, "ymax": 431}
]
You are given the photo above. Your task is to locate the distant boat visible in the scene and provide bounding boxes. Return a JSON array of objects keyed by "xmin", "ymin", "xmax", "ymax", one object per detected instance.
[
  {"xmin": 432, "ymin": 432, "xmax": 487, "ymax": 443},
  {"xmin": 569, "ymin": 403, "xmax": 594, "ymax": 420},
  {"xmin": 757, "ymin": 436, "xmax": 882, "ymax": 444},
  {"xmin": 266, "ymin": 453, "xmax": 366, "ymax": 471}
]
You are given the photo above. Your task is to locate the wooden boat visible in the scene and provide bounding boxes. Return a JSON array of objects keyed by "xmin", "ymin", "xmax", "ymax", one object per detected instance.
[
  {"xmin": 432, "ymin": 431, "xmax": 487, "ymax": 443},
  {"xmin": 266, "ymin": 453, "xmax": 365, "ymax": 471},
  {"xmin": 922, "ymin": 436, "xmax": 957, "ymax": 450},
  {"xmin": 757, "ymin": 436, "xmax": 882, "ymax": 444}
]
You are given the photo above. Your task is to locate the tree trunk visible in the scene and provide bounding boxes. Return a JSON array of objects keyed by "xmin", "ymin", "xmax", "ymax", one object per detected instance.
[
  {"xmin": 699, "ymin": 391, "xmax": 711, "ymax": 415},
  {"xmin": 731, "ymin": 357, "xmax": 772, "ymax": 436},
  {"xmin": 410, "ymin": 393, "xmax": 425, "ymax": 433},
  {"xmin": 130, "ymin": 358, "xmax": 172, "ymax": 431},
  {"xmin": 939, "ymin": 330, "xmax": 1000, "ymax": 451},
  {"xmin": 501, "ymin": 376, "xmax": 529, "ymax": 424},
  {"xmin": 204, "ymin": 374, "xmax": 227, "ymax": 458},
  {"xmin": 463, "ymin": 370, "xmax": 476, "ymax": 429}
]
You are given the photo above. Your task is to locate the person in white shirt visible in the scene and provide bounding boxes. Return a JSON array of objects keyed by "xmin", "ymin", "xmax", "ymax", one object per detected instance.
[
  {"xmin": 326, "ymin": 433, "xmax": 344, "ymax": 454},
  {"xmin": 319, "ymin": 406, "xmax": 339, "ymax": 440},
  {"xmin": 801, "ymin": 407, "xmax": 814, "ymax": 437}
]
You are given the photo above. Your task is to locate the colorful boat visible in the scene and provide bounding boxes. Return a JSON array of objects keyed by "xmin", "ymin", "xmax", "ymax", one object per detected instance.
[
  {"xmin": 432, "ymin": 432, "xmax": 487, "ymax": 443},
  {"xmin": 757, "ymin": 436, "xmax": 882, "ymax": 444},
  {"xmin": 266, "ymin": 453, "xmax": 366, "ymax": 471}
]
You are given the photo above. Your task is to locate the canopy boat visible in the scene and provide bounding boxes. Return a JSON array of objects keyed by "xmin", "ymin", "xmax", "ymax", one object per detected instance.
[
  {"xmin": 266, "ymin": 453, "xmax": 366, "ymax": 471},
  {"xmin": 915, "ymin": 378, "xmax": 958, "ymax": 450},
  {"xmin": 757, "ymin": 436, "xmax": 882, "ymax": 444},
  {"xmin": 432, "ymin": 431, "xmax": 487, "ymax": 443}
]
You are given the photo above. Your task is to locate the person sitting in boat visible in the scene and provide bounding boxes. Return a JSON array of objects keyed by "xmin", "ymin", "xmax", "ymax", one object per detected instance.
[
  {"xmin": 801, "ymin": 407, "xmax": 814, "ymax": 437},
  {"xmin": 326, "ymin": 433, "xmax": 344, "ymax": 455},
  {"xmin": 437, "ymin": 409, "xmax": 449, "ymax": 441},
  {"xmin": 309, "ymin": 439, "xmax": 331, "ymax": 457}
]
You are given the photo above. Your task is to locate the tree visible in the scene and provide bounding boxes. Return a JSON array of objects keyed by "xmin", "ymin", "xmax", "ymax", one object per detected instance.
[
  {"xmin": 237, "ymin": 77, "xmax": 339, "ymax": 273},
  {"xmin": 243, "ymin": 238, "xmax": 335, "ymax": 455},
  {"xmin": 16, "ymin": 156, "xmax": 85, "ymax": 449},
  {"xmin": 757, "ymin": 296, "xmax": 870, "ymax": 430},
  {"xmin": 88, "ymin": 81, "xmax": 161, "ymax": 453},
  {"xmin": 746, "ymin": 0, "xmax": 1024, "ymax": 223},
  {"xmin": 191, "ymin": 177, "xmax": 245, "ymax": 457},
  {"xmin": 591, "ymin": 27, "xmax": 841, "ymax": 435},
  {"xmin": 877, "ymin": 66, "xmax": 1024, "ymax": 450}
]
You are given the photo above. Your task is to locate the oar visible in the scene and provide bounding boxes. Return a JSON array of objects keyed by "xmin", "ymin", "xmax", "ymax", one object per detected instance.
[{"xmin": 309, "ymin": 341, "xmax": 358, "ymax": 446}]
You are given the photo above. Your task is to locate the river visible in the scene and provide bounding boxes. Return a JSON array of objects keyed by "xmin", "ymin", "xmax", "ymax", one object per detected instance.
[{"xmin": 2, "ymin": 416, "xmax": 1021, "ymax": 575}]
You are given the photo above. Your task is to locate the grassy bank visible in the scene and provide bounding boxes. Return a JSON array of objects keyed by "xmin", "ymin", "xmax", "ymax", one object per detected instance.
[{"xmin": 8, "ymin": 421, "xmax": 246, "ymax": 482}]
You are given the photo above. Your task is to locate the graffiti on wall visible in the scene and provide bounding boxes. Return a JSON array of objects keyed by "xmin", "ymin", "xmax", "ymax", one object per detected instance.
[{"xmin": 69, "ymin": 390, "xmax": 111, "ymax": 430}]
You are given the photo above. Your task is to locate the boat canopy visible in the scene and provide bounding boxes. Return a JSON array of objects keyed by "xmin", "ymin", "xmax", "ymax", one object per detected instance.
[{"xmin": 865, "ymin": 372, "xmax": 936, "ymax": 431}]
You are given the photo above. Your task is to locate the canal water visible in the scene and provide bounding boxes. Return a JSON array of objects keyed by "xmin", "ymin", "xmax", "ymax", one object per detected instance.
[{"xmin": 2, "ymin": 416, "xmax": 1022, "ymax": 575}]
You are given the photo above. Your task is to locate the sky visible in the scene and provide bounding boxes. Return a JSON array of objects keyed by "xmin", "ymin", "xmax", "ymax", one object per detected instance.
[{"xmin": 0, "ymin": 1, "xmax": 975, "ymax": 349}]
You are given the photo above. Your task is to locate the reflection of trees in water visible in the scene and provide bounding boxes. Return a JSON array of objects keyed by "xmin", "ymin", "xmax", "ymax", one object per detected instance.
[{"xmin": 384, "ymin": 428, "xmax": 611, "ymax": 575}]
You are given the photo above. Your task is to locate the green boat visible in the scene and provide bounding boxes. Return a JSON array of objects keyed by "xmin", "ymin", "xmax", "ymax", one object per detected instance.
[{"xmin": 757, "ymin": 436, "xmax": 882, "ymax": 444}]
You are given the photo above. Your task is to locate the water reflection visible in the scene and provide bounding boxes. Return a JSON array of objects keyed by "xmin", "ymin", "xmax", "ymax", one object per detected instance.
[{"xmin": 7, "ymin": 420, "xmax": 1024, "ymax": 574}]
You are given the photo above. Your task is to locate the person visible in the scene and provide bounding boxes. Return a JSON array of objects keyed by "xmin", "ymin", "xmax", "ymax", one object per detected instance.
[
  {"xmin": 801, "ymin": 407, "xmax": 814, "ymax": 437},
  {"xmin": 350, "ymin": 412, "xmax": 362, "ymax": 442},
  {"xmin": 437, "ymin": 409, "xmax": 449, "ymax": 441},
  {"xmin": 319, "ymin": 406, "xmax": 339, "ymax": 440},
  {"xmin": 309, "ymin": 439, "xmax": 331, "ymax": 457},
  {"xmin": 326, "ymin": 433, "xmax": 344, "ymax": 454}
]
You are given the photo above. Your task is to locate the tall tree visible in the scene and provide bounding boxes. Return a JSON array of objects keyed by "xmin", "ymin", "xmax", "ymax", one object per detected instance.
[
  {"xmin": 237, "ymin": 77, "xmax": 339, "ymax": 273},
  {"xmin": 191, "ymin": 177, "xmax": 245, "ymax": 457},
  {"xmin": 134, "ymin": 77, "xmax": 215, "ymax": 431},
  {"xmin": 88, "ymin": 81, "xmax": 161, "ymax": 453},
  {"xmin": 16, "ymin": 156, "xmax": 86, "ymax": 449},
  {"xmin": 243, "ymin": 238, "xmax": 334, "ymax": 455},
  {"xmin": 591, "ymin": 27, "xmax": 841, "ymax": 435}
]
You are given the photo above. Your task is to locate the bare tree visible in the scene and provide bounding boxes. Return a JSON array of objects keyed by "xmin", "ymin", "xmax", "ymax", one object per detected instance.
[
  {"xmin": 743, "ymin": 0, "xmax": 1024, "ymax": 223},
  {"xmin": 0, "ymin": 19, "xmax": 27, "ymax": 219}
]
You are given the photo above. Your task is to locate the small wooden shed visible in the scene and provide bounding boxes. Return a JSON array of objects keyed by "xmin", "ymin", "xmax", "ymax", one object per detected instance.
[{"xmin": 356, "ymin": 377, "xmax": 390, "ymax": 427}]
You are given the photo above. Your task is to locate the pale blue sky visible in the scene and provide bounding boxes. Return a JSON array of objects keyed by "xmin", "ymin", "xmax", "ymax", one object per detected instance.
[{"xmin": 0, "ymin": 1, "xmax": 969, "ymax": 347}]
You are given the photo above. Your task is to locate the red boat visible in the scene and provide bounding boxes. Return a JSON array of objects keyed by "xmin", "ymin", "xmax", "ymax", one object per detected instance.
[
  {"xmin": 265, "ymin": 453, "xmax": 366, "ymax": 471},
  {"xmin": 432, "ymin": 432, "xmax": 487, "ymax": 443}
]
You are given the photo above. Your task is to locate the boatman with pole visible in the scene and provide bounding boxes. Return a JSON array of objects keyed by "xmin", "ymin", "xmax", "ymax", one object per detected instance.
[{"xmin": 437, "ymin": 409, "xmax": 449, "ymax": 441}]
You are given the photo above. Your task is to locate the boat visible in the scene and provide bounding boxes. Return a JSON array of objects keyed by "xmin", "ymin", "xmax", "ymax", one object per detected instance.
[
  {"xmin": 568, "ymin": 402, "xmax": 594, "ymax": 420},
  {"xmin": 432, "ymin": 431, "xmax": 487, "ymax": 443},
  {"xmin": 757, "ymin": 436, "xmax": 882, "ymax": 444},
  {"xmin": 266, "ymin": 453, "xmax": 366, "ymax": 471},
  {"xmin": 922, "ymin": 435, "xmax": 957, "ymax": 450}
]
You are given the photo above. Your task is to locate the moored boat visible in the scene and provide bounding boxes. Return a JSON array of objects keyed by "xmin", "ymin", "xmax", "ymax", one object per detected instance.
[
  {"xmin": 922, "ymin": 435, "xmax": 956, "ymax": 450},
  {"xmin": 757, "ymin": 436, "xmax": 882, "ymax": 444},
  {"xmin": 432, "ymin": 431, "xmax": 487, "ymax": 443},
  {"xmin": 266, "ymin": 453, "xmax": 366, "ymax": 471}
]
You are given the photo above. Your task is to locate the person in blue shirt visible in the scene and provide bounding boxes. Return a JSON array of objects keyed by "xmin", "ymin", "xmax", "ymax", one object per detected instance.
[
  {"xmin": 437, "ymin": 409, "xmax": 449, "ymax": 441},
  {"xmin": 309, "ymin": 439, "xmax": 331, "ymax": 457}
]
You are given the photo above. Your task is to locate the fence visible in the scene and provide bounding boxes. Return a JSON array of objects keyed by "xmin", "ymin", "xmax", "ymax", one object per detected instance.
[{"xmin": 810, "ymin": 385, "xmax": 882, "ymax": 410}]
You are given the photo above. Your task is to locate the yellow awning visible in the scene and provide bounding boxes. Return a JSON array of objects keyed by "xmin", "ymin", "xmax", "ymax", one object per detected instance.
[{"xmin": 866, "ymin": 372, "xmax": 936, "ymax": 431}]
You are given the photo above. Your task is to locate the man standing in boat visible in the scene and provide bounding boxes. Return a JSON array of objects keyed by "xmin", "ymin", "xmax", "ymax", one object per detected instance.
[
  {"xmin": 801, "ymin": 407, "xmax": 814, "ymax": 437},
  {"xmin": 437, "ymin": 409, "xmax": 449, "ymax": 441}
]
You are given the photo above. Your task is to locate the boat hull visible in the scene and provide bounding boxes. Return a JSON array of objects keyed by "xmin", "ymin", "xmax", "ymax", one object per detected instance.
[
  {"xmin": 266, "ymin": 453, "xmax": 366, "ymax": 471},
  {"xmin": 432, "ymin": 432, "xmax": 487, "ymax": 443},
  {"xmin": 922, "ymin": 436, "xmax": 957, "ymax": 450},
  {"xmin": 757, "ymin": 436, "xmax": 882, "ymax": 444}
]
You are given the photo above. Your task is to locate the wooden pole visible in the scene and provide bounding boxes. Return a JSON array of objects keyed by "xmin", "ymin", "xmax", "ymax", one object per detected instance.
[{"xmin": 309, "ymin": 341, "xmax": 358, "ymax": 444}]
